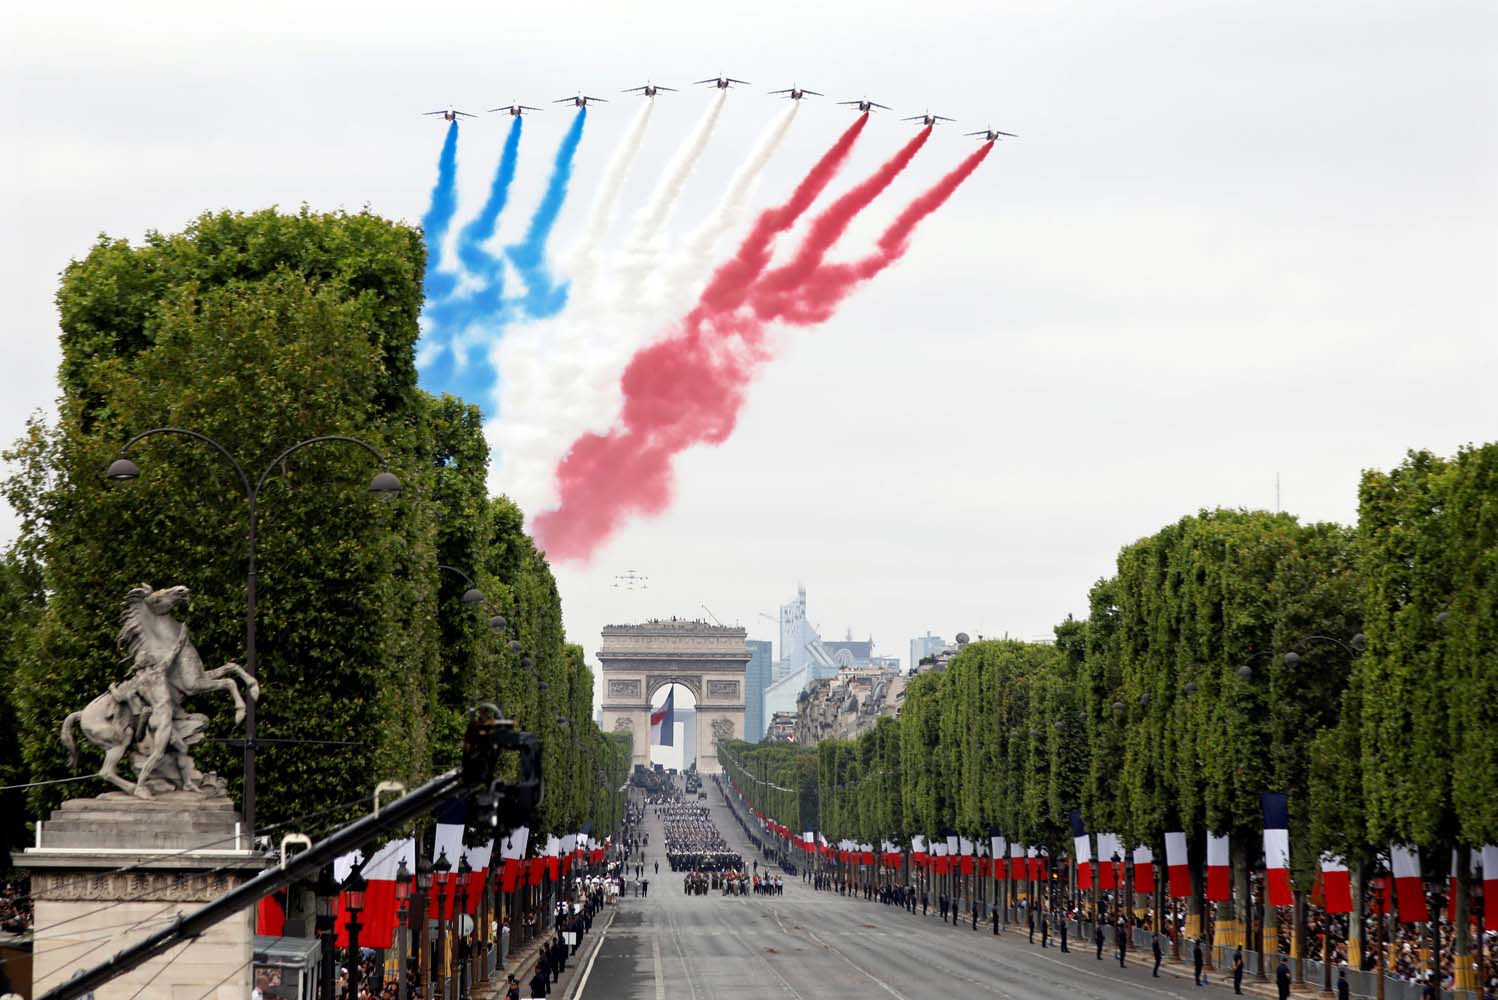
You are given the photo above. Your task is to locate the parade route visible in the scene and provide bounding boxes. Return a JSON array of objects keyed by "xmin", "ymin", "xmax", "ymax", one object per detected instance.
[{"xmin": 577, "ymin": 787, "xmax": 1282, "ymax": 1000}]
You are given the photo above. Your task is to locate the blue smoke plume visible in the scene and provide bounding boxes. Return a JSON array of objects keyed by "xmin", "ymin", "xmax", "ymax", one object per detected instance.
[
  {"xmin": 505, "ymin": 107, "xmax": 587, "ymax": 319},
  {"xmin": 416, "ymin": 121, "xmax": 461, "ymax": 392},
  {"xmin": 428, "ymin": 115, "xmax": 523, "ymax": 331}
]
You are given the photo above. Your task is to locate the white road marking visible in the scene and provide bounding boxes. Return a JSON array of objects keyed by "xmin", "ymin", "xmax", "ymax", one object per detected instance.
[
  {"xmin": 568, "ymin": 909, "xmax": 613, "ymax": 1000},
  {"xmin": 652, "ymin": 933, "xmax": 665, "ymax": 1000}
]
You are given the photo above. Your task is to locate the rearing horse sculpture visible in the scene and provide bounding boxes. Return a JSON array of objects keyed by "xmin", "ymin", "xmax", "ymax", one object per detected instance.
[{"xmin": 61, "ymin": 583, "xmax": 259, "ymax": 798}]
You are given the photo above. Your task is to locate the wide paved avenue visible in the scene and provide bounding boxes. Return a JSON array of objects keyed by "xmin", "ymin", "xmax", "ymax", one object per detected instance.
[{"xmin": 578, "ymin": 787, "xmax": 1230, "ymax": 1000}]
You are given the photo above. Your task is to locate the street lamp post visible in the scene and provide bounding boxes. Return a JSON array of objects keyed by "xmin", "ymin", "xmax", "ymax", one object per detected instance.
[
  {"xmin": 107, "ymin": 430, "xmax": 401, "ymax": 835},
  {"xmin": 457, "ymin": 853, "xmax": 473, "ymax": 1000},
  {"xmin": 415, "ymin": 851, "xmax": 433, "ymax": 998},
  {"xmin": 395, "ymin": 858, "xmax": 412, "ymax": 1000},
  {"xmin": 313, "ymin": 863, "xmax": 340, "ymax": 1000},
  {"xmin": 342, "ymin": 863, "xmax": 368, "ymax": 1000},
  {"xmin": 434, "ymin": 848, "xmax": 452, "ymax": 1000}
]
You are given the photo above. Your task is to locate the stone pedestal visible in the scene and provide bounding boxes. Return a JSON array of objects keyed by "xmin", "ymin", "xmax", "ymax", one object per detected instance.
[{"xmin": 17, "ymin": 792, "xmax": 264, "ymax": 1000}]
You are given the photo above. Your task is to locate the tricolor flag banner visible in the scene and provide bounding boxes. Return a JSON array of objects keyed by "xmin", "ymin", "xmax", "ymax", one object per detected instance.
[
  {"xmin": 650, "ymin": 689, "xmax": 675, "ymax": 746},
  {"xmin": 1165, "ymin": 831, "xmax": 1191, "ymax": 898},
  {"xmin": 960, "ymin": 837, "xmax": 975, "ymax": 875},
  {"xmin": 1483, "ymin": 845, "xmax": 1498, "ymax": 928},
  {"xmin": 1070, "ymin": 812, "xmax": 1093, "ymax": 890},
  {"xmin": 1206, "ymin": 832, "xmax": 1231, "ymax": 902},
  {"xmin": 932, "ymin": 841, "xmax": 947, "ymax": 874},
  {"xmin": 991, "ymin": 835, "xmax": 1007, "ymax": 881},
  {"xmin": 1029, "ymin": 846, "xmax": 1045, "ymax": 882},
  {"xmin": 863, "ymin": 843, "xmax": 875, "ymax": 867},
  {"xmin": 804, "ymin": 831, "xmax": 816, "ymax": 854},
  {"xmin": 461, "ymin": 839, "xmax": 491, "ymax": 915},
  {"xmin": 1389, "ymin": 844, "xmax": 1428, "ymax": 922},
  {"xmin": 430, "ymin": 799, "xmax": 466, "ymax": 919},
  {"xmin": 1133, "ymin": 846, "xmax": 1155, "ymax": 894},
  {"xmin": 1096, "ymin": 833, "xmax": 1120, "ymax": 889},
  {"xmin": 912, "ymin": 835, "xmax": 928, "ymax": 868},
  {"xmin": 545, "ymin": 833, "xmax": 562, "ymax": 881},
  {"xmin": 332, "ymin": 851, "xmax": 362, "ymax": 947},
  {"xmin": 560, "ymin": 833, "xmax": 577, "ymax": 875},
  {"xmin": 1011, "ymin": 841, "xmax": 1026, "ymax": 881},
  {"xmin": 946, "ymin": 833, "xmax": 960, "ymax": 857},
  {"xmin": 1262, "ymin": 792, "xmax": 1292, "ymax": 906},
  {"xmin": 500, "ymin": 826, "xmax": 529, "ymax": 892},
  {"xmin": 256, "ymin": 892, "xmax": 286, "ymax": 936},
  {"xmin": 1319, "ymin": 853, "xmax": 1352, "ymax": 914}
]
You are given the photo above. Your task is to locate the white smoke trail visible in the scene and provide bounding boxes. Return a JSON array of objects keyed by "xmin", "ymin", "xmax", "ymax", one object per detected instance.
[
  {"xmin": 492, "ymin": 91, "xmax": 734, "ymax": 517},
  {"xmin": 567, "ymin": 98, "xmax": 655, "ymax": 296},
  {"xmin": 676, "ymin": 101, "xmax": 799, "ymax": 271}
]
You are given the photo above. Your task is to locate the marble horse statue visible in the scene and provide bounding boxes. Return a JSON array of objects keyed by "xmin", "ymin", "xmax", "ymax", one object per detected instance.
[{"xmin": 61, "ymin": 584, "xmax": 260, "ymax": 798}]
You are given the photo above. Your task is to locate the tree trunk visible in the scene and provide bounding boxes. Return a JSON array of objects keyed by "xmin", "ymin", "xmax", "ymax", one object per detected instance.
[
  {"xmin": 1347, "ymin": 861, "xmax": 1364, "ymax": 971},
  {"xmin": 1453, "ymin": 846, "xmax": 1474, "ymax": 996}
]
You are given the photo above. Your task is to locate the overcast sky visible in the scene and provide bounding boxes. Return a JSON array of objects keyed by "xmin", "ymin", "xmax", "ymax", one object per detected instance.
[{"xmin": 3, "ymin": 1, "xmax": 1495, "ymax": 685}]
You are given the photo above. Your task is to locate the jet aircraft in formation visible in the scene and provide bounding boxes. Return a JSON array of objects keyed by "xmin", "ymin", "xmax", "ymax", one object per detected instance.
[
  {"xmin": 489, "ymin": 102, "xmax": 542, "ymax": 117},
  {"xmin": 695, "ymin": 75, "xmax": 750, "ymax": 89},
  {"xmin": 770, "ymin": 84, "xmax": 822, "ymax": 100},
  {"xmin": 623, "ymin": 82, "xmax": 677, "ymax": 97},
  {"xmin": 425, "ymin": 83, "xmax": 1012, "ymax": 138},
  {"xmin": 902, "ymin": 111, "xmax": 956, "ymax": 126},
  {"xmin": 839, "ymin": 97, "xmax": 891, "ymax": 113}
]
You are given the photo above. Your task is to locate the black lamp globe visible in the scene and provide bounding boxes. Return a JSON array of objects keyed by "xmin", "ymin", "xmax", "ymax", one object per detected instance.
[
  {"xmin": 368, "ymin": 470, "xmax": 403, "ymax": 500},
  {"xmin": 106, "ymin": 457, "xmax": 141, "ymax": 482}
]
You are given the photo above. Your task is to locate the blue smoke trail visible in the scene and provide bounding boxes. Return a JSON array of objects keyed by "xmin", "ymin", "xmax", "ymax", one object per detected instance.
[
  {"xmin": 428, "ymin": 115, "xmax": 522, "ymax": 330},
  {"xmin": 416, "ymin": 120, "xmax": 461, "ymax": 392},
  {"xmin": 505, "ymin": 107, "xmax": 587, "ymax": 319}
]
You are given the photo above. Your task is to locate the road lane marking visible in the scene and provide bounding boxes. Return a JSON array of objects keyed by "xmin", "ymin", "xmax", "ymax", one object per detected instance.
[{"xmin": 652, "ymin": 933, "xmax": 665, "ymax": 1000}]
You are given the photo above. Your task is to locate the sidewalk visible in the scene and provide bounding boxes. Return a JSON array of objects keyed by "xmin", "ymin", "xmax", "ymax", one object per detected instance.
[{"xmin": 475, "ymin": 902, "xmax": 618, "ymax": 999}]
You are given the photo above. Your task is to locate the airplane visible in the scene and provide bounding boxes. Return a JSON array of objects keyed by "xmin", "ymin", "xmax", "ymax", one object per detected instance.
[
  {"xmin": 555, "ymin": 94, "xmax": 608, "ymax": 108},
  {"xmin": 965, "ymin": 127, "xmax": 1018, "ymax": 142},
  {"xmin": 769, "ymin": 85, "xmax": 822, "ymax": 101},
  {"xmin": 838, "ymin": 97, "xmax": 891, "ymax": 113},
  {"xmin": 694, "ymin": 75, "xmax": 750, "ymax": 89},
  {"xmin": 423, "ymin": 108, "xmax": 477, "ymax": 122},
  {"xmin": 901, "ymin": 111, "xmax": 956, "ymax": 126},
  {"xmin": 623, "ymin": 82, "xmax": 677, "ymax": 97},
  {"xmin": 488, "ymin": 102, "xmax": 543, "ymax": 117}
]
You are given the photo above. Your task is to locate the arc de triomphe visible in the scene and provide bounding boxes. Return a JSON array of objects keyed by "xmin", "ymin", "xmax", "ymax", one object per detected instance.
[{"xmin": 598, "ymin": 619, "xmax": 749, "ymax": 774}]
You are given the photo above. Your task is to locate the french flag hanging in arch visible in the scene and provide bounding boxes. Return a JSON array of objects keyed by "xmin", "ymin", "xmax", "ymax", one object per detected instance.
[
  {"xmin": 1262, "ymin": 792, "xmax": 1293, "ymax": 906},
  {"xmin": 650, "ymin": 689, "xmax": 675, "ymax": 746}
]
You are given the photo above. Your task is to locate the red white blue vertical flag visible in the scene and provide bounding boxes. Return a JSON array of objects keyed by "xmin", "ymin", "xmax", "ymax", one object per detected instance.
[
  {"xmin": 1262, "ymin": 792, "xmax": 1292, "ymax": 906},
  {"xmin": 1010, "ymin": 841, "xmax": 1026, "ymax": 881},
  {"xmin": 1206, "ymin": 832, "xmax": 1231, "ymax": 901},
  {"xmin": 1070, "ymin": 812, "xmax": 1093, "ymax": 890},
  {"xmin": 911, "ymin": 834, "xmax": 927, "ymax": 867},
  {"xmin": 1133, "ymin": 845, "xmax": 1155, "ymax": 894},
  {"xmin": 650, "ymin": 689, "xmax": 675, "ymax": 746},
  {"xmin": 959, "ymin": 837, "xmax": 975, "ymax": 875},
  {"xmin": 1096, "ymin": 833, "xmax": 1120, "ymax": 889},
  {"xmin": 991, "ymin": 835, "xmax": 1007, "ymax": 881},
  {"xmin": 1165, "ymin": 831, "xmax": 1190, "ymax": 898},
  {"xmin": 430, "ymin": 799, "xmax": 466, "ymax": 919},
  {"xmin": 1482, "ymin": 845, "xmax": 1498, "ymax": 928},
  {"xmin": 1389, "ymin": 844, "xmax": 1428, "ymax": 922},
  {"xmin": 1319, "ymin": 853, "xmax": 1352, "ymax": 913}
]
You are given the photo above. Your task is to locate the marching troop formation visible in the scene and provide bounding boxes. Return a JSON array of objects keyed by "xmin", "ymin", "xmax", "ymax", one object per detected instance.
[{"xmin": 658, "ymin": 797, "xmax": 744, "ymax": 874}]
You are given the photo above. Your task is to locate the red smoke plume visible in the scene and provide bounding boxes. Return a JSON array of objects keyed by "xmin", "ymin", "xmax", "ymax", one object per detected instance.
[{"xmin": 533, "ymin": 137, "xmax": 993, "ymax": 561}]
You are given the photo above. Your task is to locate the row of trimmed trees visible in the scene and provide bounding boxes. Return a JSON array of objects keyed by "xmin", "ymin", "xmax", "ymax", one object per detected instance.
[
  {"xmin": 0, "ymin": 208, "xmax": 630, "ymax": 864},
  {"xmin": 725, "ymin": 446, "xmax": 1496, "ymax": 988}
]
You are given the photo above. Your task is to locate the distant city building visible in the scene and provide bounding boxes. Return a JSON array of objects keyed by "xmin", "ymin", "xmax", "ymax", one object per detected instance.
[
  {"xmin": 793, "ymin": 666, "xmax": 907, "ymax": 746},
  {"xmin": 910, "ymin": 633, "xmax": 947, "ymax": 672},
  {"xmin": 744, "ymin": 639, "xmax": 773, "ymax": 742},
  {"xmin": 762, "ymin": 663, "xmax": 810, "ymax": 723},
  {"xmin": 765, "ymin": 711, "xmax": 798, "ymax": 742}
]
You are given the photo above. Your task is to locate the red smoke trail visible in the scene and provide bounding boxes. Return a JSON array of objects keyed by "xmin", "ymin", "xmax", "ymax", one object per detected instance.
[
  {"xmin": 753, "ymin": 139, "xmax": 994, "ymax": 326},
  {"xmin": 750, "ymin": 126, "xmax": 931, "ymax": 314},
  {"xmin": 693, "ymin": 113, "xmax": 869, "ymax": 316},
  {"xmin": 534, "ymin": 138, "xmax": 990, "ymax": 562}
]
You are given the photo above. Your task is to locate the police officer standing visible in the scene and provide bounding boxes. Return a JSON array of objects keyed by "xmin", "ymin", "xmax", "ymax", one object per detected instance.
[
  {"xmin": 1027, "ymin": 907, "xmax": 1035, "ymax": 943},
  {"xmin": 1095, "ymin": 921, "xmax": 1105, "ymax": 960},
  {"xmin": 1336, "ymin": 968, "xmax": 1350, "ymax": 1000},
  {"xmin": 1041, "ymin": 913, "xmax": 1049, "ymax": 948},
  {"xmin": 1276, "ymin": 958, "xmax": 1292, "ymax": 1000},
  {"xmin": 1193, "ymin": 937, "xmax": 1205, "ymax": 986},
  {"xmin": 1232, "ymin": 945, "xmax": 1245, "ymax": 994},
  {"xmin": 1152, "ymin": 931, "xmax": 1163, "ymax": 976},
  {"xmin": 1060, "ymin": 916, "xmax": 1069, "ymax": 952}
]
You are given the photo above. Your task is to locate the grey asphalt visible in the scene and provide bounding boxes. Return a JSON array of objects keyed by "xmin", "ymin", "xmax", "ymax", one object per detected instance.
[{"xmin": 573, "ymin": 789, "xmax": 1259, "ymax": 1000}]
